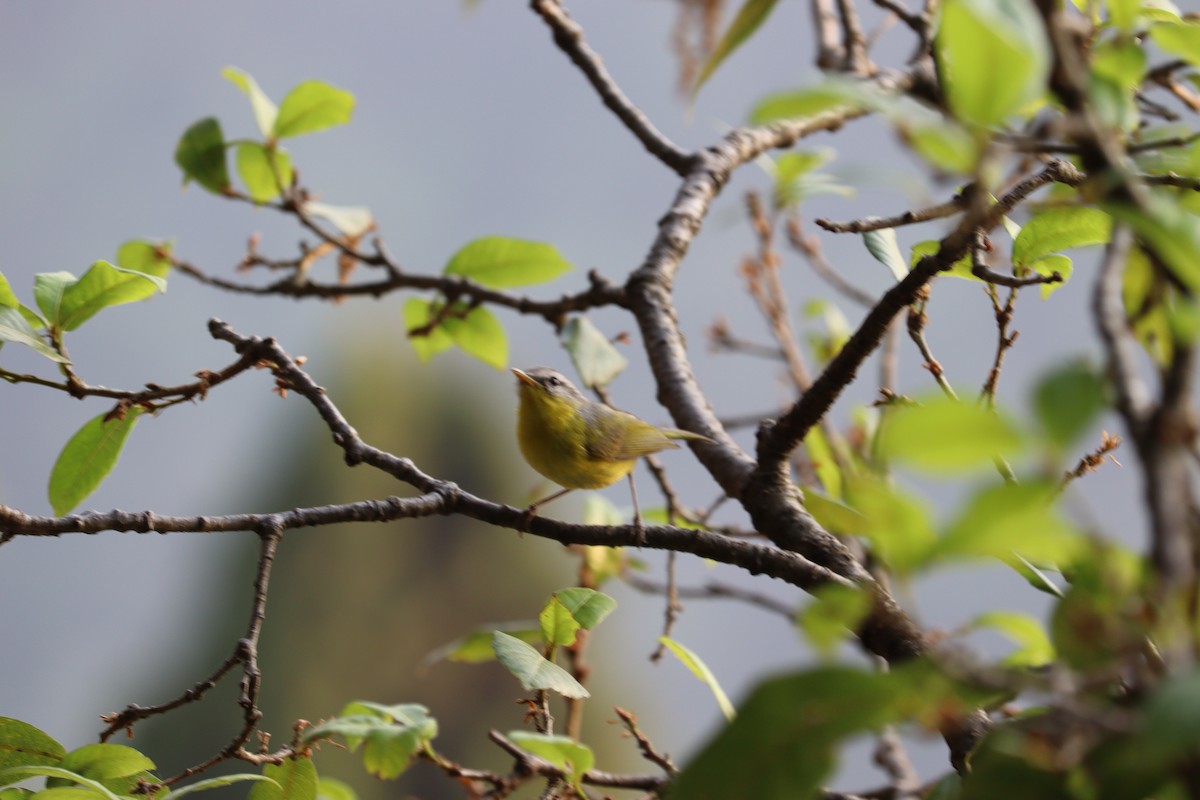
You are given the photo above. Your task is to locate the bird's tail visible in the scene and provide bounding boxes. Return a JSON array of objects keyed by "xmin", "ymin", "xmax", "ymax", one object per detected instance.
[{"xmin": 662, "ymin": 429, "xmax": 716, "ymax": 445}]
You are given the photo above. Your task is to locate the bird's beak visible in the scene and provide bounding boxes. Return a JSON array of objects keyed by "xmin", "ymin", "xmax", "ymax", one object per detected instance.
[{"xmin": 512, "ymin": 368, "xmax": 537, "ymax": 388}]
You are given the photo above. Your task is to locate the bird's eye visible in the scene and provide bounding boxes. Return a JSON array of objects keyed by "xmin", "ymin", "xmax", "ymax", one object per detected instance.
[{"xmin": 546, "ymin": 376, "xmax": 561, "ymax": 387}]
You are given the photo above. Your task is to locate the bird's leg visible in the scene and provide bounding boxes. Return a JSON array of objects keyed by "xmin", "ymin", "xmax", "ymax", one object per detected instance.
[
  {"xmin": 627, "ymin": 471, "xmax": 645, "ymax": 547},
  {"xmin": 524, "ymin": 487, "xmax": 574, "ymax": 528}
]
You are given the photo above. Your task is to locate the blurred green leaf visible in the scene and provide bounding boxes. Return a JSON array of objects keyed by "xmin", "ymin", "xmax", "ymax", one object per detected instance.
[
  {"xmin": 169, "ymin": 775, "xmax": 279, "ymax": 800},
  {"xmin": 235, "ymin": 142, "xmax": 293, "ymax": 202},
  {"xmin": 934, "ymin": 480, "xmax": 1084, "ymax": 566},
  {"xmin": 0, "ymin": 769, "xmax": 117, "ymax": 800},
  {"xmin": 492, "ymin": 632, "xmax": 589, "ymax": 698},
  {"xmin": 174, "ymin": 117, "xmax": 229, "ymax": 194},
  {"xmin": 273, "ymin": 80, "xmax": 354, "ymax": 139},
  {"xmin": 507, "ymin": 733, "xmax": 594, "ymax": 789},
  {"xmin": 802, "ymin": 424, "xmax": 842, "ymax": 498},
  {"xmin": 935, "ymin": 0, "xmax": 1050, "ymax": 127},
  {"xmin": 423, "ymin": 624, "xmax": 539, "ymax": 666},
  {"xmin": 797, "ymin": 584, "xmax": 871, "ymax": 658},
  {"xmin": 905, "ymin": 118, "xmax": 980, "ymax": 173},
  {"xmin": 314, "ymin": 778, "xmax": 356, "ymax": 800},
  {"xmin": 48, "ymin": 408, "xmax": 144, "ymax": 516},
  {"xmin": 444, "ymin": 236, "xmax": 573, "ymax": 289},
  {"xmin": 1032, "ymin": 361, "xmax": 1106, "ymax": 448},
  {"xmin": 53, "ymin": 745, "xmax": 152, "ymax": 783},
  {"xmin": 442, "ymin": 305, "xmax": 507, "ymax": 370},
  {"xmin": 222, "ymin": 66, "xmax": 278, "ymax": 136},
  {"xmin": 562, "ymin": 316, "xmax": 627, "ymax": 388},
  {"xmin": 1150, "ymin": 20, "xmax": 1200, "ymax": 69},
  {"xmin": 1011, "ymin": 207, "xmax": 1112, "ymax": 269},
  {"xmin": 1107, "ymin": 194, "xmax": 1200, "ymax": 294},
  {"xmin": 246, "ymin": 759, "xmax": 316, "ymax": 800},
  {"xmin": 803, "ymin": 490, "xmax": 867, "ymax": 536},
  {"xmin": 842, "ymin": 473, "xmax": 935, "ymax": 574},
  {"xmin": 1027, "ymin": 255, "xmax": 1072, "ymax": 299},
  {"xmin": 402, "ymin": 297, "xmax": 453, "ymax": 362},
  {"xmin": 659, "ymin": 637, "xmax": 735, "ymax": 721},
  {"xmin": 970, "ymin": 611, "xmax": 1054, "ymax": 667},
  {"xmin": 694, "ymin": 0, "xmax": 780, "ymax": 94},
  {"xmin": 115, "ymin": 240, "xmax": 171, "ymax": 279},
  {"xmin": 749, "ymin": 81, "xmax": 872, "ymax": 125},
  {"xmin": 912, "ymin": 239, "xmax": 976, "ymax": 281},
  {"xmin": 878, "ymin": 395, "xmax": 1023, "ymax": 473}
]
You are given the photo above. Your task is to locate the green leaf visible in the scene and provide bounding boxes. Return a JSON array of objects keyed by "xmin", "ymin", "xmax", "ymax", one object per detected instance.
[
  {"xmin": 423, "ymin": 624, "xmax": 540, "ymax": 666},
  {"xmin": 0, "ymin": 307, "xmax": 69, "ymax": 363},
  {"xmin": 803, "ymin": 490, "xmax": 867, "ymax": 536},
  {"xmin": 54, "ymin": 745, "xmax": 153, "ymax": 782},
  {"xmin": 1011, "ymin": 207, "xmax": 1112, "ymax": 269},
  {"xmin": 272, "ymin": 80, "xmax": 355, "ymax": 139},
  {"xmin": 797, "ymin": 584, "xmax": 871, "ymax": 658},
  {"xmin": 877, "ymin": 395, "xmax": 1023, "ymax": 473},
  {"xmin": 492, "ymin": 632, "xmax": 589, "ymax": 698},
  {"xmin": 174, "ymin": 117, "xmax": 230, "ymax": 194},
  {"xmin": 402, "ymin": 297, "xmax": 453, "ymax": 362},
  {"xmin": 934, "ymin": 480, "xmax": 1085, "ymax": 566},
  {"xmin": 45, "ymin": 262, "xmax": 166, "ymax": 332},
  {"xmin": 1028, "ymin": 255, "xmax": 1072, "ymax": 299},
  {"xmin": 1032, "ymin": 361, "xmax": 1106, "ymax": 448},
  {"xmin": 748, "ymin": 83, "xmax": 866, "ymax": 125},
  {"xmin": 935, "ymin": 0, "xmax": 1050, "ymax": 127},
  {"xmin": 0, "ymin": 768, "xmax": 118, "ymax": 800},
  {"xmin": 905, "ymin": 118, "xmax": 980, "ymax": 173},
  {"xmin": 115, "ymin": 240, "xmax": 171, "ymax": 280},
  {"xmin": 0, "ymin": 718, "xmax": 65, "ymax": 771},
  {"xmin": 169, "ymin": 775, "xmax": 280, "ymax": 800},
  {"xmin": 863, "ymin": 228, "xmax": 908, "ymax": 280},
  {"xmin": 507, "ymin": 733, "xmax": 594, "ymax": 789},
  {"xmin": 303, "ymin": 202, "xmax": 373, "ymax": 237},
  {"xmin": 802, "ymin": 424, "xmax": 842, "ymax": 498},
  {"xmin": 552, "ymin": 587, "xmax": 616, "ymax": 629},
  {"xmin": 1150, "ymin": 20, "xmax": 1200, "ymax": 69},
  {"xmin": 1091, "ymin": 39, "xmax": 1147, "ymax": 90},
  {"xmin": 222, "ymin": 67, "xmax": 278, "ymax": 136},
  {"xmin": 970, "ymin": 611, "xmax": 1054, "ymax": 667},
  {"xmin": 28, "ymin": 790, "xmax": 100, "ymax": 800},
  {"xmin": 443, "ymin": 236, "xmax": 573, "ymax": 289},
  {"xmin": 246, "ymin": 759, "xmax": 317, "ymax": 800},
  {"xmin": 1107, "ymin": 193, "xmax": 1200, "ymax": 294},
  {"xmin": 442, "ymin": 305, "xmax": 507, "ymax": 370},
  {"xmin": 539, "ymin": 597, "xmax": 581, "ymax": 648},
  {"xmin": 0, "ymin": 789, "xmax": 29, "ymax": 800},
  {"xmin": 659, "ymin": 637, "xmax": 735, "ymax": 721},
  {"xmin": 304, "ymin": 704, "xmax": 436, "ymax": 769},
  {"xmin": 315, "ymin": 778, "xmax": 356, "ymax": 800},
  {"xmin": 235, "ymin": 142, "xmax": 294, "ymax": 202},
  {"xmin": 912, "ymin": 239, "xmax": 976, "ymax": 281},
  {"xmin": 48, "ymin": 408, "xmax": 144, "ymax": 516},
  {"xmin": 694, "ymin": 0, "xmax": 781, "ymax": 94},
  {"xmin": 562, "ymin": 316, "xmax": 628, "ymax": 389},
  {"xmin": 669, "ymin": 668, "xmax": 900, "ymax": 800},
  {"xmin": 842, "ymin": 473, "xmax": 936, "ymax": 574}
]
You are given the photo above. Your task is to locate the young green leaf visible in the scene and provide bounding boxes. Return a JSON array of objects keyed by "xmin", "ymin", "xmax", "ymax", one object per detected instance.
[
  {"xmin": 442, "ymin": 306, "xmax": 507, "ymax": 370},
  {"xmin": 1028, "ymin": 254, "xmax": 1072, "ymax": 299},
  {"xmin": 935, "ymin": 0, "xmax": 1050, "ymax": 127},
  {"xmin": 803, "ymin": 490, "xmax": 867, "ymax": 536},
  {"xmin": 911, "ymin": 239, "xmax": 976, "ymax": 281},
  {"xmin": 443, "ymin": 237, "xmax": 573, "ymax": 289},
  {"xmin": 904, "ymin": 118, "xmax": 980, "ymax": 174},
  {"xmin": 842, "ymin": 473, "xmax": 936, "ymax": 574},
  {"xmin": 863, "ymin": 228, "xmax": 908, "ymax": 280},
  {"xmin": 314, "ymin": 778, "xmax": 356, "ymax": 800},
  {"xmin": 802, "ymin": 424, "xmax": 842, "ymax": 498},
  {"xmin": 562, "ymin": 316, "xmax": 628, "ymax": 389},
  {"xmin": 970, "ymin": 611, "xmax": 1055, "ymax": 667},
  {"xmin": 552, "ymin": 587, "xmax": 616, "ymax": 629},
  {"xmin": 222, "ymin": 67, "xmax": 278, "ymax": 136},
  {"xmin": 402, "ymin": 298, "xmax": 453, "ymax": 362},
  {"xmin": 1011, "ymin": 207, "xmax": 1112, "ymax": 269},
  {"xmin": 53, "ymin": 745, "xmax": 153, "ymax": 783},
  {"xmin": 0, "ymin": 308, "xmax": 68, "ymax": 363},
  {"xmin": 491, "ymin": 632, "xmax": 589, "ymax": 698},
  {"xmin": 273, "ymin": 81, "xmax": 354, "ymax": 139},
  {"xmin": 235, "ymin": 142, "xmax": 294, "ymax": 202},
  {"xmin": 694, "ymin": 0, "xmax": 780, "ymax": 94},
  {"xmin": 877, "ymin": 395, "xmax": 1024, "ymax": 473},
  {"xmin": 1149, "ymin": 20, "xmax": 1200, "ymax": 69},
  {"xmin": 934, "ymin": 480, "xmax": 1085, "ymax": 566},
  {"xmin": 48, "ymin": 408, "xmax": 143, "ymax": 516},
  {"xmin": 0, "ymin": 718, "xmax": 65, "ymax": 771},
  {"xmin": 422, "ymin": 624, "xmax": 540, "ymax": 666},
  {"xmin": 115, "ymin": 241, "xmax": 171, "ymax": 279},
  {"xmin": 246, "ymin": 759, "xmax": 317, "ymax": 800},
  {"xmin": 507, "ymin": 733, "xmax": 595, "ymax": 789},
  {"xmin": 0, "ymin": 768, "xmax": 118, "ymax": 800},
  {"xmin": 748, "ymin": 83, "xmax": 865, "ymax": 125},
  {"xmin": 174, "ymin": 117, "xmax": 230, "ymax": 194},
  {"xmin": 659, "ymin": 637, "xmax": 735, "ymax": 721},
  {"xmin": 797, "ymin": 584, "xmax": 871, "ymax": 658},
  {"xmin": 33, "ymin": 272, "xmax": 74, "ymax": 326},
  {"xmin": 49, "ymin": 262, "xmax": 166, "ymax": 332},
  {"xmin": 539, "ymin": 597, "xmax": 581, "ymax": 648},
  {"xmin": 1033, "ymin": 361, "xmax": 1107, "ymax": 449}
]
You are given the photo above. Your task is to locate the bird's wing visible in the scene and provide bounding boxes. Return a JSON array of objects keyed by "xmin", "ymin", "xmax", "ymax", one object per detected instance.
[{"xmin": 583, "ymin": 410, "xmax": 678, "ymax": 462}]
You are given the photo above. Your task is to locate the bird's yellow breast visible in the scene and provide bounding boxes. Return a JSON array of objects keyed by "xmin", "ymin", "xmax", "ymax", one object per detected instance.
[{"xmin": 516, "ymin": 385, "xmax": 636, "ymax": 490}]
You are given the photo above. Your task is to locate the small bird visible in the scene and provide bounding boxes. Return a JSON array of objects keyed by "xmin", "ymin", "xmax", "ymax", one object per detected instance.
[{"xmin": 512, "ymin": 366, "xmax": 713, "ymax": 539}]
